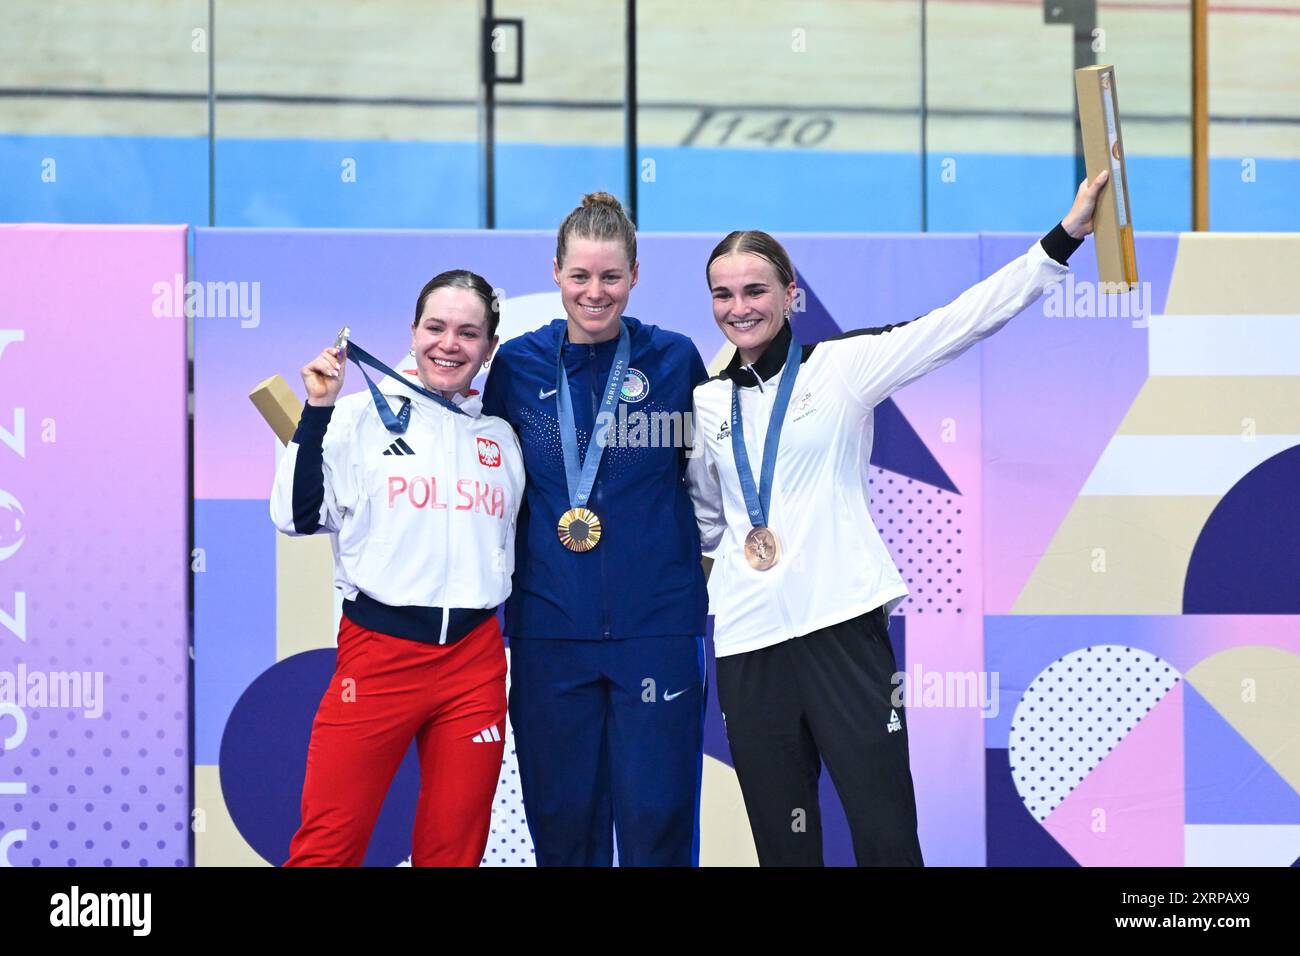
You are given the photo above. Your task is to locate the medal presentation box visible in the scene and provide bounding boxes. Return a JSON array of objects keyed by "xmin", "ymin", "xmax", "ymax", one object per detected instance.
[
  {"xmin": 249, "ymin": 374, "xmax": 302, "ymax": 444},
  {"xmin": 1075, "ymin": 65, "xmax": 1139, "ymax": 291}
]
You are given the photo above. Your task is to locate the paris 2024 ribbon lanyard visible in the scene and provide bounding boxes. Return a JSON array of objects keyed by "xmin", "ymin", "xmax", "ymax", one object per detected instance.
[
  {"xmin": 731, "ymin": 334, "xmax": 802, "ymax": 571},
  {"xmin": 333, "ymin": 326, "xmax": 466, "ymax": 434},
  {"xmin": 554, "ymin": 320, "xmax": 631, "ymax": 552}
]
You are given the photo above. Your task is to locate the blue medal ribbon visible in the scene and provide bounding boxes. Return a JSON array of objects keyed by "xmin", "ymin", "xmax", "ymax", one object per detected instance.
[
  {"xmin": 731, "ymin": 334, "xmax": 803, "ymax": 529},
  {"xmin": 555, "ymin": 321, "xmax": 631, "ymax": 510},
  {"xmin": 342, "ymin": 340, "xmax": 467, "ymax": 434}
]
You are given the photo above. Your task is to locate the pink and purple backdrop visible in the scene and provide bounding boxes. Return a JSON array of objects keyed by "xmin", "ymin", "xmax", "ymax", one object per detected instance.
[
  {"xmin": 0, "ymin": 224, "xmax": 190, "ymax": 867},
  {"xmin": 191, "ymin": 227, "xmax": 1300, "ymax": 867}
]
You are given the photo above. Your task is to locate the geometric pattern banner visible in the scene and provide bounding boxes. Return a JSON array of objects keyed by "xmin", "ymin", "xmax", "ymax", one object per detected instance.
[
  {"xmin": 983, "ymin": 232, "xmax": 1300, "ymax": 866},
  {"xmin": 986, "ymin": 619, "xmax": 1300, "ymax": 866},
  {"xmin": 190, "ymin": 227, "xmax": 1300, "ymax": 866}
]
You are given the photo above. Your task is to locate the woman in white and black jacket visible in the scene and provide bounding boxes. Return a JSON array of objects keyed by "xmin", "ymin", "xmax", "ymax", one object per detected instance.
[
  {"xmin": 686, "ymin": 173, "xmax": 1110, "ymax": 866},
  {"xmin": 270, "ymin": 270, "xmax": 524, "ymax": 866}
]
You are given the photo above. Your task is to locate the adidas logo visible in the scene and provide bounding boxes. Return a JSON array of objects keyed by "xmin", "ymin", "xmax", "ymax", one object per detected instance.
[
  {"xmin": 382, "ymin": 438, "xmax": 416, "ymax": 456},
  {"xmin": 471, "ymin": 724, "xmax": 501, "ymax": 744},
  {"xmin": 887, "ymin": 709, "xmax": 902, "ymax": 734}
]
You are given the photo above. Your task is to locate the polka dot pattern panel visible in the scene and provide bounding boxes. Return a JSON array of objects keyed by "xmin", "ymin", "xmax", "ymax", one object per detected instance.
[
  {"xmin": 1009, "ymin": 646, "xmax": 1180, "ymax": 821},
  {"xmin": 868, "ymin": 467, "xmax": 969, "ymax": 615}
]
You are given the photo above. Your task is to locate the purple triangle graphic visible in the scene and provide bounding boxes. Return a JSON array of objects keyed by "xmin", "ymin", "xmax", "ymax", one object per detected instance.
[
  {"xmin": 792, "ymin": 279, "xmax": 960, "ymax": 495},
  {"xmin": 1185, "ymin": 682, "xmax": 1300, "ymax": 825},
  {"xmin": 789, "ymin": 277, "xmax": 847, "ymax": 345},
  {"xmin": 874, "ymin": 400, "xmax": 960, "ymax": 495},
  {"xmin": 985, "ymin": 748, "xmax": 1079, "ymax": 866}
]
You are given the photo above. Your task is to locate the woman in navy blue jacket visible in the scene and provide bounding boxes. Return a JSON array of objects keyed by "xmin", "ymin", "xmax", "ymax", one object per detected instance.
[{"xmin": 482, "ymin": 192, "xmax": 710, "ymax": 866}]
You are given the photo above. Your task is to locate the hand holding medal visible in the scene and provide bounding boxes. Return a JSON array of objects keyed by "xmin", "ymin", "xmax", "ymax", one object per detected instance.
[
  {"xmin": 301, "ymin": 326, "xmax": 352, "ymax": 407},
  {"xmin": 332, "ymin": 324, "xmax": 469, "ymax": 433}
]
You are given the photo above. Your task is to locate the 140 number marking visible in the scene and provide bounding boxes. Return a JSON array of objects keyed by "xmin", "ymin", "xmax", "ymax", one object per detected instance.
[{"xmin": 681, "ymin": 110, "xmax": 835, "ymax": 148}]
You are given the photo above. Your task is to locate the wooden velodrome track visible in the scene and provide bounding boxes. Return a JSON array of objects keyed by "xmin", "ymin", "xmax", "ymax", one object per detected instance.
[{"xmin": 1, "ymin": 0, "xmax": 1296, "ymax": 161}]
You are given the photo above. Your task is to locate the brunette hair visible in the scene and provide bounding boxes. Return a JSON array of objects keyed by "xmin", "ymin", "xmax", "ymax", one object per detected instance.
[{"xmin": 413, "ymin": 269, "xmax": 500, "ymax": 337}]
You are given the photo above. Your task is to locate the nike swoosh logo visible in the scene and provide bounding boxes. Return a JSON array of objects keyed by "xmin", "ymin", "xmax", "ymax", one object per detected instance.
[
  {"xmin": 539, "ymin": 388, "xmax": 558, "ymax": 399},
  {"xmin": 664, "ymin": 688, "xmax": 688, "ymax": 701}
]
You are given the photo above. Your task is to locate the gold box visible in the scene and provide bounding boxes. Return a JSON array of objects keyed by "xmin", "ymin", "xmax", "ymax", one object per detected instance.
[
  {"xmin": 1075, "ymin": 65, "xmax": 1139, "ymax": 291},
  {"xmin": 249, "ymin": 374, "xmax": 302, "ymax": 445}
]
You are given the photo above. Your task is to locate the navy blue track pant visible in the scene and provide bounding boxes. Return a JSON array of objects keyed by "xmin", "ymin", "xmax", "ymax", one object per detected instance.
[{"xmin": 508, "ymin": 635, "xmax": 705, "ymax": 866}]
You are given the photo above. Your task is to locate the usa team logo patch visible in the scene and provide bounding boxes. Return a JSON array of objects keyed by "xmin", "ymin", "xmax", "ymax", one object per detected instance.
[
  {"xmin": 620, "ymin": 368, "xmax": 649, "ymax": 403},
  {"xmin": 477, "ymin": 437, "xmax": 502, "ymax": 468}
]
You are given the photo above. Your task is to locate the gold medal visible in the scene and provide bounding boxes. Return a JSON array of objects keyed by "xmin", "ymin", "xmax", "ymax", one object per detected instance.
[
  {"xmin": 744, "ymin": 526, "xmax": 779, "ymax": 571},
  {"xmin": 557, "ymin": 507, "xmax": 602, "ymax": 553}
]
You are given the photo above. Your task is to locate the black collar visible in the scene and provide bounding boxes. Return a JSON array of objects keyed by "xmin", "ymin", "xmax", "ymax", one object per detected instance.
[{"xmin": 721, "ymin": 320, "xmax": 794, "ymax": 388}]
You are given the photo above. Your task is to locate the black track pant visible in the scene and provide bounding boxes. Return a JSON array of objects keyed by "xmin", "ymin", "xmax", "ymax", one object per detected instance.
[{"xmin": 715, "ymin": 607, "xmax": 924, "ymax": 867}]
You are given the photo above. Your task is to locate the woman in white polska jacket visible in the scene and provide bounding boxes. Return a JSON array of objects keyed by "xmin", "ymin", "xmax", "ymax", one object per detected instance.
[
  {"xmin": 270, "ymin": 270, "xmax": 524, "ymax": 867},
  {"xmin": 687, "ymin": 174, "xmax": 1109, "ymax": 866}
]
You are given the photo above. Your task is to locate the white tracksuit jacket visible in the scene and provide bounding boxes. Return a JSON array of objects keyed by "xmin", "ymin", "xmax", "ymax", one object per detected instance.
[
  {"xmin": 270, "ymin": 370, "xmax": 525, "ymax": 644},
  {"xmin": 687, "ymin": 227, "xmax": 1080, "ymax": 658}
]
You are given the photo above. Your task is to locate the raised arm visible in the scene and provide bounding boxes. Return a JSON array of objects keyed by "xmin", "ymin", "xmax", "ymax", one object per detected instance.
[
  {"xmin": 270, "ymin": 345, "xmax": 354, "ymax": 536},
  {"xmin": 831, "ymin": 172, "xmax": 1109, "ymax": 407},
  {"xmin": 270, "ymin": 403, "xmax": 353, "ymax": 535}
]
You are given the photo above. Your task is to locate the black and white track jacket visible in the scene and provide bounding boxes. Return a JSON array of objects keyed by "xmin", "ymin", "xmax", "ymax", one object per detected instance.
[{"xmin": 687, "ymin": 225, "xmax": 1081, "ymax": 657}]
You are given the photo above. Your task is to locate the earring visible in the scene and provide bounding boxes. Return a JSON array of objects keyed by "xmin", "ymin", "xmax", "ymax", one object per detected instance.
[
  {"xmin": 482, "ymin": 360, "xmax": 491, "ymax": 370},
  {"xmin": 409, "ymin": 347, "xmax": 415, "ymax": 356}
]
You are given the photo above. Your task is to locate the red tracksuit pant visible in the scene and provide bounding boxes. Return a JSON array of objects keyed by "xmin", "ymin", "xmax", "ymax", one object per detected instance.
[{"xmin": 284, "ymin": 613, "xmax": 507, "ymax": 867}]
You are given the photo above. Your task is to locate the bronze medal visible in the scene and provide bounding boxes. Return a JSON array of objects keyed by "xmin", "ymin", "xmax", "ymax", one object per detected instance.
[
  {"xmin": 557, "ymin": 507, "xmax": 602, "ymax": 553},
  {"xmin": 744, "ymin": 526, "xmax": 780, "ymax": 571}
]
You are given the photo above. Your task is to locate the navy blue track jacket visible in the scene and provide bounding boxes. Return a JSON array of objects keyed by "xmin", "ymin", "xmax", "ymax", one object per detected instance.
[{"xmin": 482, "ymin": 315, "xmax": 710, "ymax": 640}]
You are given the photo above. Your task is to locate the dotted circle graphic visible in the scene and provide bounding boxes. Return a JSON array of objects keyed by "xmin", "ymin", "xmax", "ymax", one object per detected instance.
[
  {"xmin": 1009, "ymin": 645, "xmax": 1181, "ymax": 821},
  {"xmin": 481, "ymin": 648, "xmax": 534, "ymax": 866},
  {"xmin": 480, "ymin": 727, "xmax": 533, "ymax": 867}
]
